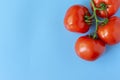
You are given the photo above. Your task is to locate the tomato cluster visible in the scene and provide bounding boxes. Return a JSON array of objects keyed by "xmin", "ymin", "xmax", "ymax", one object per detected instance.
[{"xmin": 64, "ymin": 0, "xmax": 120, "ymax": 61}]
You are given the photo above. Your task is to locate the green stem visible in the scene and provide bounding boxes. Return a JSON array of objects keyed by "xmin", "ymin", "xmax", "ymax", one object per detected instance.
[
  {"xmin": 91, "ymin": 0, "xmax": 98, "ymax": 39},
  {"xmin": 88, "ymin": 0, "xmax": 109, "ymax": 39},
  {"xmin": 87, "ymin": 12, "xmax": 95, "ymax": 19}
]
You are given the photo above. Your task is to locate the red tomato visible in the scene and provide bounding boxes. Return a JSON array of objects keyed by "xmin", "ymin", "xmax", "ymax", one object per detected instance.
[
  {"xmin": 93, "ymin": 0, "xmax": 120, "ymax": 18},
  {"xmin": 98, "ymin": 16, "xmax": 120, "ymax": 45},
  {"xmin": 119, "ymin": 0, "xmax": 120, "ymax": 8},
  {"xmin": 75, "ymin": 36, "xmax": 106, "ymax": 61},
  {"xmin": 64, "ymin": 5, "xmax": 91, "ymax": 33}
]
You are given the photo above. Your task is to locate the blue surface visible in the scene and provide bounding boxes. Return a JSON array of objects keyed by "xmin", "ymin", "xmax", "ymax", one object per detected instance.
[{"xmin": 0, "ymin": 0, "xmax": 120, "ymax": 80}]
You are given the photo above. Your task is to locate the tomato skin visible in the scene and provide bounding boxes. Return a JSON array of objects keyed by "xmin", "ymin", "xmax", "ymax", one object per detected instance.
[
  {"xmin": 75, "ymin": 36, "xmax": 106, "ymax": 61},
  {"xmin": 119, "ymin": 0, "xmax": 120, "ymax": 8},
  {"xmin": 98, "ymin": 16, "xmax": 120, "ymax": 45},
  {"xmin": 64, "ymin": 5, "xmax": 91, "ymax": 33},
  {"xmin": 93, "ymin": 0, "xmax": 120, "ymax": 18}
]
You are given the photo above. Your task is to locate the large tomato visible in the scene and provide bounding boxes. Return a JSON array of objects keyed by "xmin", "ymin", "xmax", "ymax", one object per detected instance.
[
  {"xmin": 75, "ymin": 36, "xmax": 106, "ymax": 61},
  {"xmin": 64, "ymin": 5, "xmax": 91, "ymax": 33},
  {"xmin": 98, "ymin": 16, "xmax": 120, "ymax": 45},
  {"xmin": 92, "ymin": 0, "xmax": 120, "ymax": 18}
]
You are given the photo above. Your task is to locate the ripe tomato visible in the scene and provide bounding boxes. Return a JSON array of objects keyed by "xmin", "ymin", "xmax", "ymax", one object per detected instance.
[
  {"xmin": 98, "ymin": 16, "xmax": 120, "ymax": 45},
  {"xmin": 119, "ymin": 0, "xmax": 120, "ymax": 8},
  {"xmin": 64, "ymin": 5, "xmax": 91, "ymax": 33},
  {"xmin": 93, "ymin": 0, "xmax": 120, "ymax": 18},
  {"xmin": 75, "ymin": 36, "xmax": 106, "ymax": 61}
]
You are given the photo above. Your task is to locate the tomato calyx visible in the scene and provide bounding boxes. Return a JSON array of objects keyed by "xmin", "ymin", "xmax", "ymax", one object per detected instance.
[
  {"xmin": 84, "ymin": 15, "xmax": 92, "ymax": 25},
  {"xmin": 100, "ymin": 18, "xmax": 109, "ymax": 26},
  {"xmin": 96, "ymin": 2, "xmax": 108, "ymax": 18},
  {"xmin": 98, "ymin": 3, "xmax": 107, "ymax": 11},
  {"xmin": 89, "ymin": 0, "xmax": 109, "ymax": 39}
]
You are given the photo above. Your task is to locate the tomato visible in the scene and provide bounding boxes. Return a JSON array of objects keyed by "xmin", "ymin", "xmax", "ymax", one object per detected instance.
[
  {"xmin": 64, "ymin": 5, "xmax": 91, "ymax": 33},
  {"xmin": 119, "ymin": 0, "xmax": 120, "ymax": 8},
  {"xmin": 92, "ymin": 0, "xmax": 120, "ymax": 18},
  {"xmin": 75, "ymin": 36, "xmax": 106, "ymax": 61},
  {"xmin": 98, "ymin": 16, "xmax": 120, "ymax": 45}
]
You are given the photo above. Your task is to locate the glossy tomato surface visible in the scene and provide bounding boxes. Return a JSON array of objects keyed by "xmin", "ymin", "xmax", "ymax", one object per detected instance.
[
  {"xmin": 93, "ymin": 0, "xmax": 120, "ymax": 18},
  {"xmin": 75, "ymin": 36, "xmax": 106, "ymax": 61},
  {"xmin": 98, "ymin": 16, "xmax": 120, "ymax": 45},
  {"xmin": 64, "ymin": 5, "xmax": 91, "ymax": 33}
]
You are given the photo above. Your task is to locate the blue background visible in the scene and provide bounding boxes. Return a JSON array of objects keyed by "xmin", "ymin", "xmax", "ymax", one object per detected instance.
[{"xmin": 0, "ymin": 0, "xmax": 120, "ymax": 80}]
